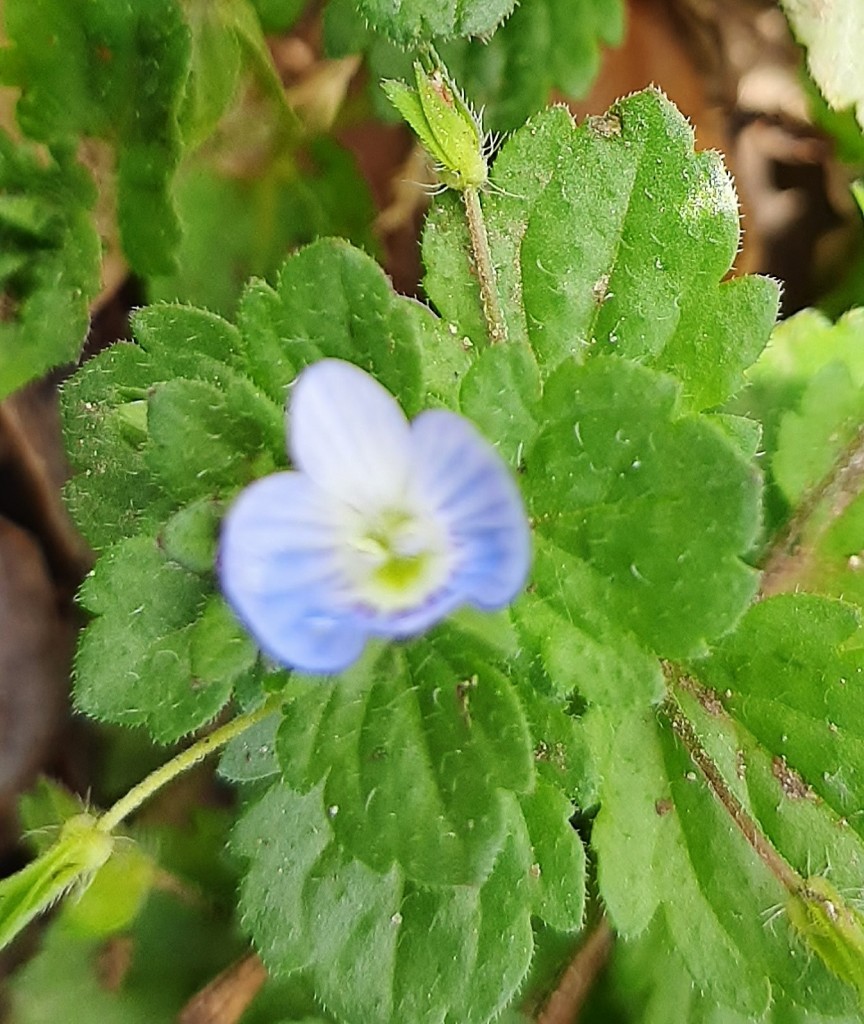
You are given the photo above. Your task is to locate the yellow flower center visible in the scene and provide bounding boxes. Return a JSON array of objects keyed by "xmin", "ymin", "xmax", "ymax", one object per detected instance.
[{"xmin": 343, "ymin": 507, "xmax": 450, "ymax": 612}]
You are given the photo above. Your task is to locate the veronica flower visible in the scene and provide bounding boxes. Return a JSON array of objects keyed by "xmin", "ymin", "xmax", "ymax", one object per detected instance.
[{"xmin": 218, "ymin": 359, "xmax": 530, "ymax": 675}]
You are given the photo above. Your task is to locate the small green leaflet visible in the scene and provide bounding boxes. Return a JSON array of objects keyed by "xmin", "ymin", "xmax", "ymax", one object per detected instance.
[
  {"xmin": 423, "ymin": 89, "xmax": 779, "ymax": 410},
  {"xmin": 0, "ymin": 814, "xmax": 113, "ymax": 951}
]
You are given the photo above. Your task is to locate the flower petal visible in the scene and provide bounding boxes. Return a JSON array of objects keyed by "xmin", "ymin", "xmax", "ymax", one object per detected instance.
[
  {"xmin": 219, "ymin": 472, "xmax": 367, "ymax": 673},
  {"xmin": 408, "ymin": 410, "xmax": 531, "ymax": 608},
  {"xmin": 364, "ymin": 585, "xmax": 466, "ymax": 638},
  {"xmin": 289, "ymin": 359, "xmax": 412, "ymax": 510}
]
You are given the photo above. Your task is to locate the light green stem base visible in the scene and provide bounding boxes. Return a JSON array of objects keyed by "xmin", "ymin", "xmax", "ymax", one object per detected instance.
[{"xmin": 96, "ymin": 693, "xmax": 283, "ymax": 834}]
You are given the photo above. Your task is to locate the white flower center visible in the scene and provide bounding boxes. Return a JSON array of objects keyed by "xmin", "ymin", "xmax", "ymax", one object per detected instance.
[{"xmin": 339, "ymin": 505, "xmax": 452, "ymax": 613}]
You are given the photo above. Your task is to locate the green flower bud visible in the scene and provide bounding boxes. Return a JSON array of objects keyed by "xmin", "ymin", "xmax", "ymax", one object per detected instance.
[
  {"xmin": 787, "ymin": 876, "xmax": 864, "ymax": 1006},
  {"xmin": 0, "ymin": 813, "xmax": 114, "ymax": 950},
  {"xmin": 383, "ymin": 61, "xmax": 487, "ymax": 191}
]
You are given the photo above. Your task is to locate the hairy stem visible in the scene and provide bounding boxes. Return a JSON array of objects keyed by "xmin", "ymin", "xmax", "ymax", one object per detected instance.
[
  {"xmin": 462, "ymin": 185, "xmax": 507, "ymax": 345},
  {"xmin": 661, "ymin": 688, "xmax": 802, "ymax": 894},
  {"xmin": 761, "ymin": 420, "xmax": 864, "ymax": 596},
  {"xmin": 96, "ymin": 693, "xmax": 283, "ymax": 834}
]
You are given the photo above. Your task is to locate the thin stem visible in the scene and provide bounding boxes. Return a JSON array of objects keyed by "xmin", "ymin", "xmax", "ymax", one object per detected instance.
[
  {"xmin": 96, "ymin": 694, "xmax": 283, "ymax": 834},
  {"xmin": 462, "ymin": 185, "xmax": 507, "ymax": 345},
  {"xmin": 536, "ymin": 918, "xmax": 614, "ymax": 1024},
  {"xmin": 661, "ymin": 691, "xmax": 802, "ymax": 894},
  {"xmin": 761, "ymin": 420, "xmax": 864, "ymax": 596}
]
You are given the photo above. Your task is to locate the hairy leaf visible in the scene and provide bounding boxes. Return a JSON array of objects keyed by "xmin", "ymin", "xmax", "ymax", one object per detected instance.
[
  {"xmin": 236, "ymin": 238, "xmax": 468, "ymax": 411},
  {"xmin": 349, "ymin": 0, "xmax": 516, "ymax": 45},
  {"xmin": 276, "ymin": 629, "xmax": 534, "ymax": 886},
  {"xmin": 700, "ymin": 595, "xmax": 864, "ymax": 842},
  {"xmin": 587, "ymin": 700, "xmax": 860, "ymax": 1017},
  {"xmin": 325, "ymin": 0, "xmax": 624, "ymax": 132},
  {"xmin": 74, "ymin": 535, "xmax": 233, "ymax": 742},
  {"xmin": 424, "ymin": 90, "xmax": 779, "ymax": 409},
  {"xmin": 233, "ymin": 781, "xmax": 540, "ymax": 1024},
  {"xmin": 524, "ymin": 359, "xmax": 760, "ymax": 660}
]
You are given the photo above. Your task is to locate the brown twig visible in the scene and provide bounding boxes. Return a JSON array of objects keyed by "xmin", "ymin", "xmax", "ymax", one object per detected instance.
[
  {"xmin": 178, "ymin": 953, "xmax": 268, "ymax": 1024},
  {"xmin": 536, "ymin": 919, "xmax": 615, "ymax": 1024}
]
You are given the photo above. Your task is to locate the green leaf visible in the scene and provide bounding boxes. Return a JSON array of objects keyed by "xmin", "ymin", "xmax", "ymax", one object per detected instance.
[
  {"xmin": 233, "ymin": 781, "xmax": 536, "ymax": 1024},
  {"xmin": 62, "ymin": 343, "xmax": 176, "ymax": 551},
  {"xmin": 132, "ymin": 302, "xmax": 247, "ymax": 377},
  {"xmin": 524, "ymin": 359, "xmax": 760, "ymax": 660},
  {"xmin": 276, "ymin": 630, "xmax": 534, "ymax": 886},
  {"xmin": 459, "ymin": 342, "xmax": 541, "ymax": 467},
  {"xmin": 519, "ymin": 778, "xmax": 585, "ymax": 931},
  {"xmin": 159, "ymin": 498, "xmax": 223, "ymax": 574},
  {"xmin": 219, "ymin": 706, "xmax": 281, "ymax": 783},
  {"xmin": 236, "ymin": 238, "xmax": 468, "ymax": 410},
  {"xmin": 0, "ymin": 134, "xmax": 100, "ymax": 399},
  {"xmin": 189, "ymin": 595, "xmax": 257, "ymax": 687},
  {"xmin": 586, "ymin": 700, "xmax": 860, "ymax": 1017},
  {"xmin": 598, "ymin": 917, "xmax": 853, "ymax": 1024},
  {"xmin": 326, "ymin": 0, "xmax": 624, "ymax": 133},
  {"xmin": 351, "ymin": 0, "xmax": 516, "ymax": 45},
  {"xmin": 515, "ymin": 541, "xmax": 665, "ymax": 712},
  {"xmin": 585, "ymin": 705, "xmax": 669, "ymax": 938},
  {"xmin": 2, "ymin": 0, "xmax": 191, "ymax": 274},
  {"xmin": 145, "ymin": 375, "xmax": 284, "ymax": 505},
  {"xmin": 423, "ymin": 90, "xmax": 779, "ymax": 409},
  {"xmin": 700, "ymin": 595, "xmax": 864, "ymax": 840},
  {"xmin": 74, "ymin": 535, "xmax": 233, "ymax": 743},
  {"xmin": 780, "ymin": 0, "xmax": 864, "ymax": 130}
]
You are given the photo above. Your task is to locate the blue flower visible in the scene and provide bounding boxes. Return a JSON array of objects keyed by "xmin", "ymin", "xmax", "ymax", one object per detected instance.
[{"xmin": 219, "ymin": 359, "xmax": 530, "ymax": 674}]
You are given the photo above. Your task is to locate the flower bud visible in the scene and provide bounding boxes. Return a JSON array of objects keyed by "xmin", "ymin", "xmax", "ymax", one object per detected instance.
[{"xmin": 383, "ymin": 61, "xmax": 487, "ymax": 190}]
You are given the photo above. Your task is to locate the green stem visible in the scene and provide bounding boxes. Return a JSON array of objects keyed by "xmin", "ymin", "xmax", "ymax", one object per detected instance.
[
  {"xmin": 463, "ymin": 185, "xmax": 507, "ymax": 345},
  {"xmin": 96, "ymin": 693, "xmax": 283, "ymax": 834}
]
